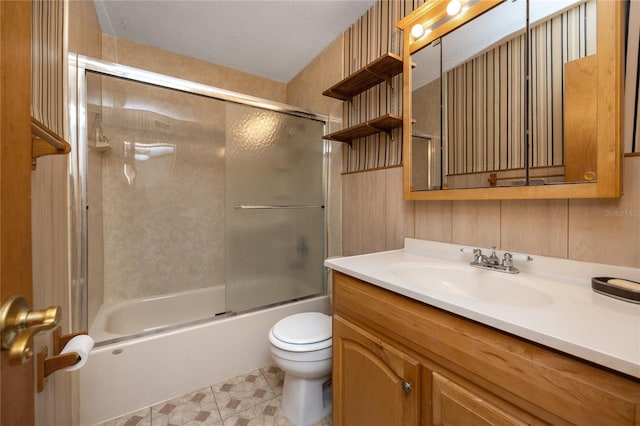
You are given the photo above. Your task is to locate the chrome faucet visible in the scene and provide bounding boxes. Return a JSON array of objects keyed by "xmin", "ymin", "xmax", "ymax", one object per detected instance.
[{"xmin": 461, "ymin": 247, "xmax": 532, "ymax": 274}]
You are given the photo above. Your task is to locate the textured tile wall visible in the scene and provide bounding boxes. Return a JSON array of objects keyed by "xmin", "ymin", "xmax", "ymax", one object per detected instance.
[{"xmin": 101, "ymin": 35, "xmax": 287, "ymax": 104}]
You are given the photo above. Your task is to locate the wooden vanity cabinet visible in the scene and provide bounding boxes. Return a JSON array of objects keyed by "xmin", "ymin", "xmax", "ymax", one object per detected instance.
[{"xmin": 331, "ymin": 271, "xmax": 640, "ymax": 426}]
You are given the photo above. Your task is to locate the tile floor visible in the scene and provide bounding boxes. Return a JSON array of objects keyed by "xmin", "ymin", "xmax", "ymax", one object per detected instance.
[{"xmin": 98, "ymin": 364, "xmax": 332, "ymax": 426}]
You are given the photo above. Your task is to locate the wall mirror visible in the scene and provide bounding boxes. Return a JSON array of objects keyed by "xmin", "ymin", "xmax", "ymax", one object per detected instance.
[{"xmin": 397, "ymin": 0, "xmax": 623, "ymax": 200}]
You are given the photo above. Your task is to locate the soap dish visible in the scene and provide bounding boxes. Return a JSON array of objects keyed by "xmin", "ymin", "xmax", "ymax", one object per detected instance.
[{"xmin": 592, "ymin": 277, "xmax": 640, "ymax": 303}]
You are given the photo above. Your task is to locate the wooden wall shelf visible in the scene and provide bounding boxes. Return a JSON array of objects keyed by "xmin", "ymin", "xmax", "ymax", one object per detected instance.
[
  {"xmin": 323, "ymin": 53, "xmax": 404, "ymax": 101},
  {"xmin": 323, "ymin": 114, "xmax": 402, "ymax": 145}
]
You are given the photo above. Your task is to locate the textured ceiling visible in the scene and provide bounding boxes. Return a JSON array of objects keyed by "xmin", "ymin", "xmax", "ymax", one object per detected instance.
[{"xmin": 94, "ymin": 0, "xmax": 378, "ymax": 83}]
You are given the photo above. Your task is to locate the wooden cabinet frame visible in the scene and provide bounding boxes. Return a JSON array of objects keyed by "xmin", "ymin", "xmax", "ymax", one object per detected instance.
[{"xmin": 396, "ymin": 0, "xmax": 624, "ymax": 200}]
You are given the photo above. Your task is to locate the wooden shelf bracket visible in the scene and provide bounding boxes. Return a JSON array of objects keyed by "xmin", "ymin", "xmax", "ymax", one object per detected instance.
[{"xmin": 31, "ymin": 117, "xmax": 71, "ymax": 169}]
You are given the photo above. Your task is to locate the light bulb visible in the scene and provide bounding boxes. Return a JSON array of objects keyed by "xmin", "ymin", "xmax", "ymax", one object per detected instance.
[
  {"xmin": 411, "ymin": 24, "xmax": 425, "ymax": 39},
  {"xmin": 447, "ymin": 0, "xmax": 462, "ymax": 16}
]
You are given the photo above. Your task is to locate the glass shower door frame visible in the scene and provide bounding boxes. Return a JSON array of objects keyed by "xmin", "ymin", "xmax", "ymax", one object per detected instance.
[{"xmin": 68, "ymin": 54, "xmax": 330, "ymax": 334}]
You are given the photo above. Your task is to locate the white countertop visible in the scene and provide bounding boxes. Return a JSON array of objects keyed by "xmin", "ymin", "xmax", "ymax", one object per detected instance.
[{"xmin": 325, "ymin": 238, "xmax": 640, "ymax": 379}]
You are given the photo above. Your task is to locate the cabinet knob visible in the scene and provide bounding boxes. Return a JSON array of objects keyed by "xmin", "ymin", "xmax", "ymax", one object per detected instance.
[{"xmin": 401, "ymin": 380, "xmax": 412, "ymax": 394}]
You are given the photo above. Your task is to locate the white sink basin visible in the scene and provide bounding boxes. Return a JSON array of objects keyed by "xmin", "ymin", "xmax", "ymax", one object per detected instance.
[{"xmin": 391, "ymin": 263, "xmax": 553, "ymax": 307}]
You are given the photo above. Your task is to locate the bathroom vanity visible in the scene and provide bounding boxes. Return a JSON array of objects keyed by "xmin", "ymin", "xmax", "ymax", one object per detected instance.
[{"xmin": 326, "ymin": 239, "xmax": 640, "ymax": 425}]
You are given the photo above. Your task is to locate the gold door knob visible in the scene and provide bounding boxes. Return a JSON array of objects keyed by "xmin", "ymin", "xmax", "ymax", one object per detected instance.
[{"xmin": 0, "ymin": 295, "xmax": 61, "ymax": 365}]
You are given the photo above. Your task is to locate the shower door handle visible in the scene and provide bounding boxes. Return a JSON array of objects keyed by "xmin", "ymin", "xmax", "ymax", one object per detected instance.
[{"xmin": 234, "ymin": 205, "xmax": 324, "ymax": 209}]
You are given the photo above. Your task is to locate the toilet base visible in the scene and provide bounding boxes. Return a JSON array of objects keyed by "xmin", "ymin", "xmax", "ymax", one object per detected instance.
[{"xmin": 281, "ymin": 372, "xmax": 332, "ymax": 426}]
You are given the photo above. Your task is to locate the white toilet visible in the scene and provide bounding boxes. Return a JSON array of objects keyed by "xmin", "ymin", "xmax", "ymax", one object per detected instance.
[{"xmin": 268, "ymin": 312, "xmax": 332, "ymax": 426}]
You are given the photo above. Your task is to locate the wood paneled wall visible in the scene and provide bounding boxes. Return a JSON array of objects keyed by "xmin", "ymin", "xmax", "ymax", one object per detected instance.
[
  {"xmin": 343, "ymin": 156, "xmax": 640, "ymax": 266},
  {"xmin": 342, "ymin": 166, "xmax": 414, "ymax": 255}
]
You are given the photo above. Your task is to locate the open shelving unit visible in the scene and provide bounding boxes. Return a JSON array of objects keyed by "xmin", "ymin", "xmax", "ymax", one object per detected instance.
[{"xmin": 322, "ymin": 52, "xmax": 405, "ymax": 146}]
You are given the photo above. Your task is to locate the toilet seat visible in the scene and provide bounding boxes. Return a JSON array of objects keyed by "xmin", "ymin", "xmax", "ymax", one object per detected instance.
[{"xmin": 269, "ymin": 312, "xmax": 332, "ymax": 352}]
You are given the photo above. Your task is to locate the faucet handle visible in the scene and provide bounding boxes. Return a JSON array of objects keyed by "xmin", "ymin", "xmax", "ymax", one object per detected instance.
[
  {"xmin": 501, "ymin": 252, "xmax": 532, "ymax": 273},
  {"xmin": 511, "ymin": 253, "xmax": 533, "ymax": 262},
  {"xmin": 488, "ymin": 246, "xmax": 500, "ymax": 263},
  {"xmin": 502, "ymin": 252, "xmax": 513, "ymax": 268},
  {"xmin": 460, "ymin": 247, "xmax": 483, "ymax": 256}
]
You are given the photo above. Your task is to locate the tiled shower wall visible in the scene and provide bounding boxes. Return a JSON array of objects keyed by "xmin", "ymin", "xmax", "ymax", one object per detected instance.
[{"xmin": 340, "ymin": 1, "xmax": 640, "ymax": 267}]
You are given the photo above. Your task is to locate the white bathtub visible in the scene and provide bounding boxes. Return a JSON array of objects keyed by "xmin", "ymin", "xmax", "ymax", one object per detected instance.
[
  {"xmin": 80, "ymin": 294, "xmax": 330, "ymax": 425},
  {"xmin": 89, "ymin": 286, "xmax": 227, "ymax": 343}
]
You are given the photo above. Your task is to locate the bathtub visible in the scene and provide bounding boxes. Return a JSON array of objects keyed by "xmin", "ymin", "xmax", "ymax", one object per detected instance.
[
  {"xmin": 89, "ymin": 286, "xmax": 227, "ymax": 343},
  {"xmin": 80, "ymin": 293, "xmax": 330, "ymax": 425}
]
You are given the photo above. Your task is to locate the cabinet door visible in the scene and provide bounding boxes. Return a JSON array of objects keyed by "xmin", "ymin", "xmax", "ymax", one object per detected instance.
[
  {"xmin": 432, "ymin": 372, "xmax": 531, "ymax": 426},
  {"xmin": 333, "ymin": 315, "xmax": 420, "ymax": 426}
]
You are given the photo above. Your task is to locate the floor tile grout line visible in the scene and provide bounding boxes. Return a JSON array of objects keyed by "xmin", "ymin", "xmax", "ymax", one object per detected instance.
[
  {"xmin": 209, "ymin": 384, "xmax": 225, "ymax": 425},
  {"xmin": 259, "ymin": 366, "xmax": 279, "ymax": 395}
]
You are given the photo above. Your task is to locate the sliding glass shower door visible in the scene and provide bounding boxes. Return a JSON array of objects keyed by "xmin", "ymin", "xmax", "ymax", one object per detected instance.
[
  {"xmin": 71, "ymin": 56, "xmax": 328, "ymax": 341},
  {"xmin": 225, "ymin": 103, "xmax": 325, "ymax": 312}
]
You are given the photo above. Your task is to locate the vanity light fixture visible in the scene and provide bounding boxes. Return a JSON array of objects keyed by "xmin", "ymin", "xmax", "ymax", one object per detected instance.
[
  {"xmin": 411, "ymin": 24, "xmax": 425, "ymax": 39},
  {"xmin": 411, "ymin": 24, "xmax": 432, "ymax": 40},
  {"xmin": 446, "ymin": 0, "xmax": 462, "ymax": 16}
]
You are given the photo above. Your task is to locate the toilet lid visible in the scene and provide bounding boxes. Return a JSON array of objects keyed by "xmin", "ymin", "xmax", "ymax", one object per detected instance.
[{"xmin": 272, "ymin": 312, "xmax": 332, "ymax": 345}]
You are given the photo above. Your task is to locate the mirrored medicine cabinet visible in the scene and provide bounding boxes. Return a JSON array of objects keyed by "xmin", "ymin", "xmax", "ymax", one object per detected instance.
[{"xmin": 396, "ymin": 0, "xmax": 624, "ymax": 200}]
